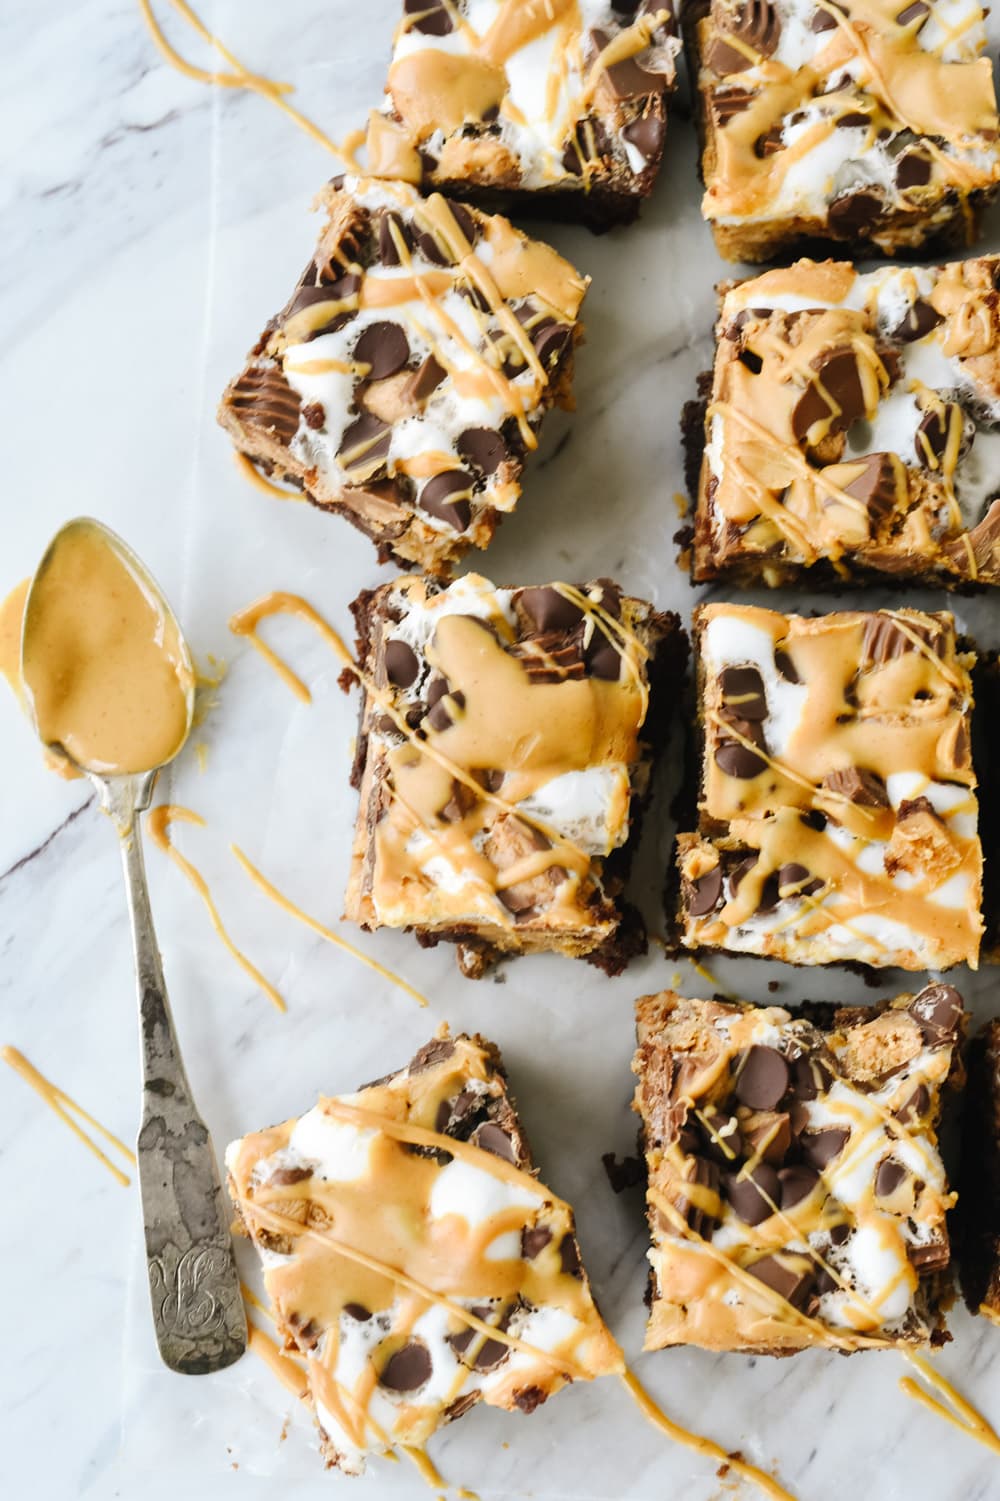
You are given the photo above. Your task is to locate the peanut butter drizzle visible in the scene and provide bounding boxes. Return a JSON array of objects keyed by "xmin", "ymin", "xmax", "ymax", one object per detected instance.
[
  {"xmin": 899, "ymin": 1353, "xmax": 1000, "ymax": 1456},
  {"xmin": 21, "ymin": 522, "xmax": 193, "ymax": 777},
  {"xmin": 137, "ymin": 0, "xmax": 359, "ymax": 166},
  {"xmin": 1, "ymin": 1045, "xmax": 135, "ymax": 1187},
  {"xmin": 0, "ymin": 577, "xmax": 29, "ymax": 703},
  {"xmin": 687, "ymin": 604, "xmax": 982, "ymax": 968},
  {"xmin": 700, "ymin": 0, "xmax": 1000, "ymax": 224},
  {"xmin": 248, "ymin": 1324, "xmax": 310, "ymax": 1399},
  {"xmin": 230, "ymin": 845, "xmax": 429, "ymax": 1008},
  {"xmin": 147, "ymin": 805, "xmax": 287, "ymax": 1012},
  {"xmin": 232, "ymin": 452, "xmax": 307, "ymax": 504}
]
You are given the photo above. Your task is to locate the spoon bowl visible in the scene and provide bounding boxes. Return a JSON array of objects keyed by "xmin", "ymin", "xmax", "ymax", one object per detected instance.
[{"xmin": 21, "ymin": 516, "xmax": 246, "ymax": 1375}]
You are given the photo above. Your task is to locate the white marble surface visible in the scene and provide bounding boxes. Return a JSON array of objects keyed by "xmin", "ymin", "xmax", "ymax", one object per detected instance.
[{"xmin": 4, "ymin": 3, "xmax": 1000, "ymax": 1498}]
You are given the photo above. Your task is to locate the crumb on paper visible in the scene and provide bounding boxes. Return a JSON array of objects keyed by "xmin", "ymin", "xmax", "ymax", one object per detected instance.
[{"xmin": 673, "ymin": 491, "xmax": 689, "ymax": 518}]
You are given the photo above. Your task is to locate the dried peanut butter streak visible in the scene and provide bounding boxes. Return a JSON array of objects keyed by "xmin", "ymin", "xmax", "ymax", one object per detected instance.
[
  {"xmin": 232, "ymin": 452, "xmax": 307, "ymax": 505},
  {"xmin": 147, "ymin": 805, "xmax": 287, "ymax": 1012},
  {"xmin": 248, "ymin": 1324, "xmax": 310, "ymax": 1399},
  {"xmin": 230, "ymin": 845, "xmax": 429, "ymax": 1007},
  {"xmin": 0, "ymin": 577, "xmax": 28, "ymax": 701},
  {"xmin": 137, "ymin": 0, "xmax": 359, "ymax": 164},
  {"xmin": 899, "ymin": 1353, "xmax": 1000, "ymax": 1456},
  {"xmin": 1, "ymin": 1046, "xmax": 135, "ymax": 1187}
]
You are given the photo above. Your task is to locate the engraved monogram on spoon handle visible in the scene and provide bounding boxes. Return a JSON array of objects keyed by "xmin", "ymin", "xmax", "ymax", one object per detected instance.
[{"xmin": 109, "ymin": 773, "xmax": 247, "ymax": 1374}]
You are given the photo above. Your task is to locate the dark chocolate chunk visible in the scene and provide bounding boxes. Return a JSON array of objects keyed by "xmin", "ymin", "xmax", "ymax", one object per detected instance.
[
  {"xmin": 774, "ymin": 647, "xmax": 800, "ymax": 683},
  {"xmin": 559, "ymin": 1235, "xmax": 582, "ymax": 1277},
  {"xmin": 403, "ymin": 0, "xmax": 453, "ymax": 34},
  {"xmin": 915, "ymin": 403, "xmax": 963, "ymax": 468},
  {"xmin": 828, "ymin": 189, "xmax": 884, "ymax": 235},
  {"xmin": 842, "ymin": 451, "xmax": 901, "ymax": 524},
  {"xmin": 449, "ymin": 1308, "xmax": 509, "ymax": 1371},
  {"xmin": 890, "ymin": 297, "xmax": 942, "ymax": 343},
  {"xmin": 777, "ymin": 863, "xmax": 823, "ymax": 899},
  {"xmin": 623, "ymin": 111, "xmax": 666, "ymax": 162},
  {"xmin": 343, "ymin": 1301, "xmax": 372, "ymax": 1321},
  {"xmin": 779, "ymin": 1164, "xmax": 820, "ymax": 1209},
  {"xmin": 708, "ymin": 0, "xmax": 781, "ymax": 73},
  {"xmin": 730, "ymin": 852, "xmax": 760, "ymax": 893},
  {"xmin": 792, "ymin": 349, "xmax": 865, "ymax": 442},
  {"xmin": 533, "ymin": 320, "xmax": 573, "ymax": 370},
  {"xmin": 735, "ymin": 1046, "xmax": 790, "ymax": 1109},
  {"xmin": 719, "ymin": 665, "xmax": 767, "ymax": 720},
  {"xmin": 284, "ymin": 273, "xmax": 361, "ymax": 339},
  {"xmin": 697, "ymin": 1111, "xmax": 743, "ymax": 1164},
  {"xmin": 405, "ymin": 354, "xmax": 447, "ymax": 405},
  {"xmin": 677, "ymin": 1156, "xmax": 721, "ymax": 1238},
  {"xmin": 895, "ymin": 1083, "xmax": 930, "ymax": 1124},
  {"xmin": 385, "ymin": 639, "xmax": 420, "ymax": 689},
  {"xmin": 337, "ymin": 412, "xmax": 391, "ymax": 478},
  {"xmin": 354, "ymin": 322, "xmax": 410, "ymax": 381},
  {"xmin": 811, "ymin": 2, "xmax": 840, "ymax": 28},
  {"xmin": 562, "ymin": 114, "xmax": 612, "ymax": 174},
  {"xmin": 458, "ymin": 426, "xmax": 508, "ymax": 475},
  {"xmin": 909, "ymin": 983, "xmax": 963, "ymax": 1045},
  {"xmin": 875, "ymin": 1158, "xmax": 906, "ymax": 1197},
  {"xmin": 586, "ymin": 630, "xmax": 622, "ymax": 681},
  {"xmin": 588, "ymin": 28, "xmax": 665, "ymax": 98},
  {"xmin": 822, "ymin": 766, "xmax": 890, "ymax": 807},
  {"xmin": 378, "ymin": 211, "xmax": 412, "ymax": 266},
  {"xmin": 475, "ymin": 1121, "xmax": 516, "ymax": 1162},
  {"xmin": 687, "ymin": 865, "xmax": 723, "ymax": 917},
  {"xmin": 380, "ymin": 1339, "xmax": 432, "ymax": 1391},
  {"xmin": 802, "ymin": 1127, "xmax": 849, "ymax": 1167},
  {"xmin": 518, "ymin": 585, "xmax": 583, "ymax": 633},
  {"xmin": 790, "ymin": 1052, "xmax": 834, "ymax": 1102},
  {"xmin": 747, "ymin": 1254, "xmax": 815, "ymax": 1309},
  {"xmin": 715, "ymin": 725, "xmax": 768, "ymax": 778},
  {"xmin": 723, "ymin": 1163, "xmax": 780, "ymax": 1224},
  {"xmin": 521, "ymin": 1225, "xmax": 553, "ymax": 1258},
  {"xmin": 712, "ymin": 85, "xmax": 754, "ymax": 124},
  {"xmin": 230, "ymin": 365, "xmax": 303, "ymax": 444},
  {"xmin": 426, "ymin": 679, "xmax": 465, "ymax": 731},
  {"xmin": 419, "ymin": 470, "xmax": 474, "ymax": 532},
  {"xmin": 896, "ymin": 151, "xmax": 932, "ymax": 189},
  {"xmin": 837, "ymin": 111, "xmax": 871, "ymax": 129},
  {"xmin": 897, "ymin": 0, "xmax": 928, "ymax": 22},
  {"xmin": 409, "ymin": 1037, "xmax": 457, "ymax": 1071}
]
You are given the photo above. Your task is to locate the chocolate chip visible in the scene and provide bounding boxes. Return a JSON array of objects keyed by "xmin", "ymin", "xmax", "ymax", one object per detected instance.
[
  {"xmin": 378, "ymin": 211, "xmax": 412, "ymax": 266},
  {"xmin": 830, "ymin": 1223, "xmax": 850, "ymax": 1246},
  {"xmin": 779, "ymin": 1164, "xmax": 820, "ymax": 1208},
  {"xmin": 419, "ymin": 470, "xmax": 474, "ymax": 532},
  {"xmin": 457, "ymin": 426, "xmax": 508, "ymax": 475},
  {"xmin": 777, "ymin": 863, "xmax": 823, "ymax": 899},
  {"xmin": 822, "ymin": 766, "xmax": 890, "ymax": 807},
  {"xmin": 337, "ymin": 412, "xmax": 391, "ymax": 478},
  {"xmin": 533, "ymin": 320, "xmax": 573, "ymax": 370},
  {"xmin": 828, "ymin": 189, "xmax": 884, "ymax": 235},
  {"xmin": 735, "ymin": 1046, "xmax": 790, "ymax": 1109},
  {"xmin": 719, "ymin": 665, "xmax": 767, "ymax": 720},
  {"xmin": 811, "ymin": 3, "xmax": 840, "ymax": 28},
  {"xmin": 909, "ymin": 983, "xmax": 963, "ymax": 1045},
  {"xmin": 790, "ymin": 1052, "xmax": 835, "ymax": 1101},
  {"xmin": 518, "ymin": 585, "xmax": 583, "ymax": 633},
  {"xmin": 715, "ymin": 732, "xmax": 767, "ymax": 778},
  {"xmin": 269, "ymin": 1165, "xmax": 312, "ymax": 1186},
  {"xmin": 730, "ymin": 852, "xmax": 760, "ymax": 894},
  {"xmin": 385, "ymin": 639, "xmax": 419, "ymax": 689},
  {"xmin": 895, "ymin": 1083, "xmax": 930, "ymax": 1124},
  {"xmin": 698, "ymin": 1112, "xmax": 743, "ymax": 1165},
  {"xmin": 380, "ymin": 1340, "xmax": 432, "ymax": 1391},
  {"xmin": 842, "ymin": 451, "xmax": 902, "ymax": 525},
  {"xmin": 586, "ymin": 631, "xmax": 622, "ymax": 681},
  {"xmin": 890, "ymin": 297, "xmax": 942, "ymax": 343},
  {"xmin": 475, "ymin": 1122, "xmax": 516, "ymax": 1162},
  {"xmin": 427, "ymin": 683, "xmax": 465, "ymax": 731},
  {"xmin": 896, "ymin": 151, "xmax": 932, "ymax": 190},
  {"xmin": 747, "ymin": 1254, "xmax": 815, "ymax": 1309},
  {"xmin": 837, "ymin": 111, "xmax": 870, "ymax": 129},
  {"xmin": 774, "ymin": 647, "xmax": 800, "ymax": 683},
  {"xmin": 623, "ymin": 111, "xmax": 666, "ymax": 162},
  {"xmin": 559, "ymin": 1235, "xmax": 582, "ymax": 1276},
  {"xmin": 403, "ymin": 0, "xmax": 453, "ymax": 34},
  {"xmin": 897, "ymin": 0, "xmax": 928, "ymax": 22},
  {"xmin": 284, "ymin": 273, "xmax": 361, "ymax": 339},
  {"xmin": 343, "ymin": 1301, "xmax": 371, "ymax": 1321},
  {"xmin": 802, "ymin": 1127, "xmax": 849, "ymax": 1167},
  {"xmin": 723, "ymin": 1163, "xmax": 780, "ymax": 1224},
  {"xmin": 875, "ymin": 1158, "xmax": 906, "ymax": 1197},
  {"xmin": 915, "ymin": 403, "xmax": 963, "ymax": 468},
  {"xmin": 521, "ymin": 1225, "xmax": 553, "ymax": 1259},
  {"xmin": 792, "ymin": 349, "xmax": 865, "ymax": 442},
  {"xmin": 354, "ymin": 322, "xmax": 410, "ymax": 382},
  {"xmin": 687, "ymin": 865, "xmax": 723, "ymax": 917},
  {"xmin": 562, "ymin": 114, "xmax": 612, "ymax": 173}
]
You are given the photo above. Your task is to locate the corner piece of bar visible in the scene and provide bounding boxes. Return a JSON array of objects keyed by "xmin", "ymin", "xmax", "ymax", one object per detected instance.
[
  {"xmin": 632, "ymin": 985, "xmax": 966, "ymax": 1355},
  {"xmin": 218, "ymin": 176, "xmax": 589, "ymax": 574},
  {"xmin": 689, "ymin": 257, "xmax": 1000, "ymax": 588},
  {"xmin": 345, "ymin": 572, "xmax": 684, "ymax": 977},
  {"xmin": 687, "ymin": 0, "xmax": 1000, "ymax": 263},
  {"xmin": 673, "ymin": 601, "xmax": 983, "ymax": 972},
  {"xmin": 226, "ymin": 1031, "xmax": 622, "ymax": 1473},
  {"xmin": 957, "ymin": 1019, "xmax": 1000, "ymax": 1323},
  {"xmin": 365, "ymin": 0, "xmax": 680, "ymax": 230}
]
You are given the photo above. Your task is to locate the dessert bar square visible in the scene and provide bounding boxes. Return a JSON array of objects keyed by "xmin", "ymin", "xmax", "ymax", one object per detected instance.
[
  {"xmin": 957, "ymin": 1019, "xmax": 1000, "ymax": 1323},
  {"xmin": 218, "ymin": 176, "xmax": 588, "ymax": 574},
  {"xmin": 633, "ymin": 985, "xmax": 966, "ymax": 1354},
  {"xmin": 365, "ymin": 0, "xmax": 680, "ymax": 229},
  {"xmin": 689, "ymin": 257, "xmax": 1000, "ymax": 588},
  {"xmin": 226, "ymin": 1031, "xmax": 623, "ymax": 1473},
  {"xmin": 686, "ymin": 0, "xmax": 1000, "ymax": 263},
  {"xmin": 346, "ymin": 572, "xmax": 682, "ymax": 977},
  {"xmin": 674, "ymin": 602, "xmax": 983, "ymax": 970}
]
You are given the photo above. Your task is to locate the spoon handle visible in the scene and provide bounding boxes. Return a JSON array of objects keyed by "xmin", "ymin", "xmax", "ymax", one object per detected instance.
[{"xmin": 119, "ymin": 815, "xmax": 247, "ymax": 1374}]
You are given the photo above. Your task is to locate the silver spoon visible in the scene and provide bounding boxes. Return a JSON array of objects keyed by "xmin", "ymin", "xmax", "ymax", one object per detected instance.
[{"xmin": 20, "ymin": 517, "xmax": 247, "ymax": 1374}]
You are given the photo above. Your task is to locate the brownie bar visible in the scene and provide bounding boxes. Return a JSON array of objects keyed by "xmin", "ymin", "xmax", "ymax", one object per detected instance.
[
  {"xmin": 686, "ymin": 0, "xmax": 1000, "ymax": 263},
  {"xmin": 633, "ymin": 985, "xmax": 965, "ymax": 1354},
  {"xmin": 345, "ymin": 573, "xmax": 683, "ymax": 977},
  {"xmin": 226, "ymin": 1031, "xmax": 623, "ymax": 1473},
  {"xmin": 674, "ymin": 603, "xmax": 983, "ymax": 970},
  {"xmin": 690, "ymin": 258, "xmax": 1000, "ymax": 588},
  {"xmin": 218, "ymin": 176, "xmax": 588, "ymax": 574},
  {"xmin": 957, "ymin": 1019, "xmax": 1000, "ymax": 1322},
  {"xmin": 365, "ymin": 0, "xmax": 680, "ymax": 230}
]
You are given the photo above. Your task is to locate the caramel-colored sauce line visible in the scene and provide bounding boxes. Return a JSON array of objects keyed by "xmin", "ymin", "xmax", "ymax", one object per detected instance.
[
  {"xmin": 232, "ymin": 452, "xmax": 307, "ymax": 505},
  {"xmin": 147, "ymin": 805, "xmax": 288, "ymax": 1012},
  {"xmin": 899, "ymin": 1352, "xmax": 1000, "ymax": 1456},
  {"xmin": 1, "ymin": 1045, "xmax": 136, "ymax": 1187}
]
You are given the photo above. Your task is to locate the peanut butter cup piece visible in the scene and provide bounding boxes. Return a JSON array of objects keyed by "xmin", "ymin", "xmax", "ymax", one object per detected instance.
[
  {"xmin": 230, "ymin": 366, "xmax": 302, "ymax": 444},
  {"xmin": 708, "ymin": 0, "xmax": 781, "ymax": 74},
  {"xmin": 622, "ymin": 112, "xmax": 666, "ymax": 162},
  {"xmin": 822, "ymin": 766, "xmax": 890, "ymax": 807},
  {"xmin": 747, "ymin": 1254, "xmax": 815, "ymax": 1309},
  {"xmin": 518, "ymin": 585, "xmax": 584, "ymax": 633},
  {"xmin": 841, "ymin": 452, "xmax": 901, "ymax": 525},
  {"xmin": 677, "ymin": 1156, "xmax": 721, "ymax": 1238},
  {"xmin": 909, "ymin": 983, "xmax": 963, "ymax": 1045}
]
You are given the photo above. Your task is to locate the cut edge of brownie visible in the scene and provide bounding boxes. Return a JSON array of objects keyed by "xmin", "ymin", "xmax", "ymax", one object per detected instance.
[{"xmin": 956, "ymin": 1019, "xmax": 1000, "ymax": 1321}]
